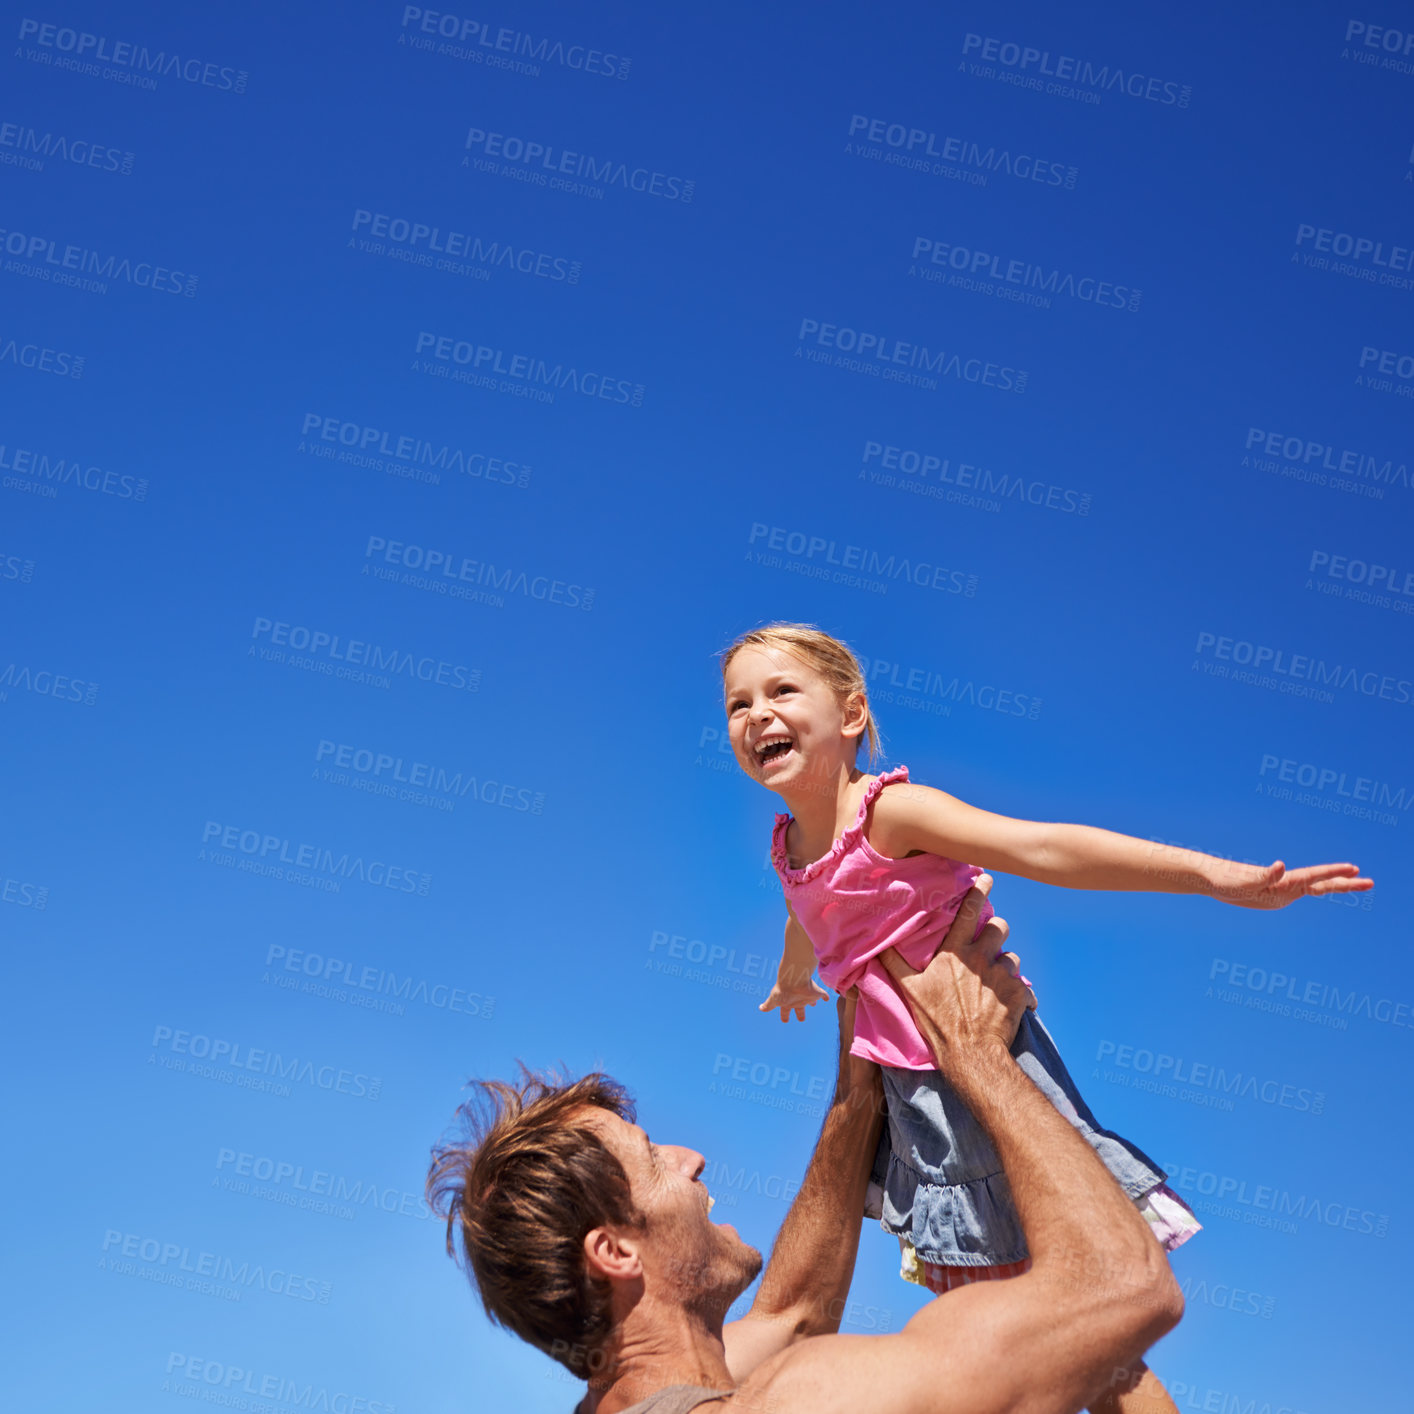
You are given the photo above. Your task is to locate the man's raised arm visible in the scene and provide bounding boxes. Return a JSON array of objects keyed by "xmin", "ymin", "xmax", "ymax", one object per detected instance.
[
  {"xmin": 723, "ymin": 883, "xmax": 998, "ymax": 1381},
  {"xmin": 720, "ymin": 988, "xmax": 884, "ymax": 1380},
  {"xmin": 741, "ymin": 903, "xmax": 1183, "ymax": 1414}
]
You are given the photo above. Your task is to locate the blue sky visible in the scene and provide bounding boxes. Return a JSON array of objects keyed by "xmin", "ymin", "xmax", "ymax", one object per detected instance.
[{"xmin": 4, "ymin": 2, "xmax": 1410, "ymax": 1409}]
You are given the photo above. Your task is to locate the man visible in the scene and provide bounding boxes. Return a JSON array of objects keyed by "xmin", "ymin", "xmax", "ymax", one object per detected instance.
[{"xmin": 427, "ymin": 883, "xmax": 1183, "ymax": 1414}]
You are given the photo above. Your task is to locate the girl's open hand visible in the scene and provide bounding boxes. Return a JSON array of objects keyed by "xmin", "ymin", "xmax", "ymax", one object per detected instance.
[
  {"xmin": 759, "ymin": 973, "xmax": 830, "ymax": 1023},
  {"xmin": 1210, "ymin": 858, "xmax": 1373, "ymax": 908}
]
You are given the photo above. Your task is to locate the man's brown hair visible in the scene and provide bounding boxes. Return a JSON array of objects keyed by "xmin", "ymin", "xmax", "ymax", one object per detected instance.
[{"xmin": 427, "ymin": 1068, "xmax": 646, "ymax": 1376}]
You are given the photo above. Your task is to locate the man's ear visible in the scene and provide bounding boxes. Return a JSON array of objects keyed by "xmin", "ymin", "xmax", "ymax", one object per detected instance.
[{"xmin": 583, "ymin": 1225, "xmax": 644, "ymax": 1282}]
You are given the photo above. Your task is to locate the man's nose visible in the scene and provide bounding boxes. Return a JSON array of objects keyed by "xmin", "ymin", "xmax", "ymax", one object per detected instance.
[{"xmin": 666, "ymin": 1146, "xmax": 706, "ymax": 1180}]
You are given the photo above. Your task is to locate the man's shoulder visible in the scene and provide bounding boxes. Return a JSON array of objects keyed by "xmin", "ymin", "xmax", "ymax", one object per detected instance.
[{"xmin": 732, "ymin": 1330, "xmax": 897, "ymax": 1414}]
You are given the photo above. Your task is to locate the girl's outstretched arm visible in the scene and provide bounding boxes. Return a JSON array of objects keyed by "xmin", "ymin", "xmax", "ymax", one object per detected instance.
[
  {"xmin": 761, "ymin": 904, "xmax": 830, "ymax": 1021},
  {"xmin": 870, "ymin": 782, "xmax": 1373, "ymax": 908}
]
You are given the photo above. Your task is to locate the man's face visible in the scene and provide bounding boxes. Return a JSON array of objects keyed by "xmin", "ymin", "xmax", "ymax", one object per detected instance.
[{"xmin": 582, "ymin": 1109, "xmax": 762, "ymax": 1318}]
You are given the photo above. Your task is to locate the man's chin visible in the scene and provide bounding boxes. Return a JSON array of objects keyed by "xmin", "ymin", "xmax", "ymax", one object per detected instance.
[
  {"xmin": 712, "ymin": 1224, "xmax": 763, "ymax": 1290},
  {"xmin": 743, "ymin": 1245, "xmax": 764, "ymax": 1286},
  {"xmin": 731, "ymin": 1237, "xmax": 764, "ymax": 1289},
  {"xmin": 713, "ymin": 1246, "xmax": 763, "ymax": 1317}
]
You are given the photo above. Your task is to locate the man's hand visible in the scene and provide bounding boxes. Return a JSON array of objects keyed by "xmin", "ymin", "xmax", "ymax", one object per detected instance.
[
  {"xmin": 878, "ymin": 876, "xmax": 1035, "ymax": 1081},
  {"xmin": 1206, "ymin": 857, "xmax": 1373, "ymax": 909}
]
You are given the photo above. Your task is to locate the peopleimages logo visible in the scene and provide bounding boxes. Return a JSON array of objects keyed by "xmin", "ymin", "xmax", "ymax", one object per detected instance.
[
  {"xmin": 747, "ymin": 523, "xmax": 979, "ymax": 597},
  {"xmin": 400, "ymin": 6, "xmax": 631, "ymax": 79},
  {"xmin": 265, "ymin": 943, "xmax": 496, "ymax": 1019},
  {"xmin": 710, "ymin": 1053, "xmax": 830, "ymax": 1102},
  {"xmin": 0, "ymin": 223, "xmax": 198, "ymax": 295},
  {"xmin": 1210, "ymin": 957, "xmax": 1413, "ymax": 1031},
  {"xmin": 0, "ymin": 119, "xmax": 134, "ymax": 174},
  {"xmin": 1358, "ymin": 345, "xmax": 1414, "ymax": 381},
  {"xmin": 1192, "ymin": 630, "xmax": 1413, "ymax": 706},
  {"xmin": 845, "ymin": 114, "xmax": 1077, "ymax": 188},
  {"xmin": 462, "ymin": 126, "xmax": 691, "ymax": 200},
  {"xmin": 1175, "ymin": 1275, "xmax": 1275, "ymax": 1320},
  {"xmin": 414, "ymin": 330, "xmax": 644, "ymax": 405},
  {"xmin": 1161, "ymin": 1158, "xmax": 1389, "ymax": 1238},
  {"xmin": 1166, "ymin": 1380, "xmax": 1307, "ymax": 1414},
  {"xmin": 216, "ymin": 1146, "xmax": 436, "ymax": 1221},
  {"xmin": 796, "ymin": 318, "xmax": 1026, "ymax": 393},
  {"xmin": 0, "ymin": 438, "xmax": 147, "ymax": 500},
  {"xmin": 0, "ymin": 662, "xmax": 98, "ymax": 704},
  {"xmin": 164, "ymin": 1354, "xmax": 396, "ymax": 1413},
  {"xmin": 860, "ymin": 440, "xmax": 1091, "ymax": 516},
  {"xmin": 199, "ymin": 820, "xmax": 433, "ymax": 896},
  {"xmin": 0, "ymin": 438, "xmax": 146, "ymax": 500},
  {"xmin": 855, "ymin": 652, "xmax": 1041, "ymax": 720},
  {"xmin": 1342, "ymin": 19, "xmax": 1414, "ymax": 75},
  {"xmin": 16, "ymin": 18, "xmax": 249, "ymax": 92},
  {"xmin": 350, "ymin": 209, "xmax": 581, "ymax": 283},
  {"xmin": 100, "ymin": 1230, "xmax": 330, "ymax": 1302},
  {"xmin": 364, "ymin": 535, "xmax": 595, "ymax": 610},
  {"xmin": 960, "ymin": 33, "xmax": 1192, "ymax": 106},
  {"xmin": 1308, "ymin": 549, "xmax": 1414, "ymax": 600},
  {"xmin": 1244, "ymin": 427, "xmax": 1411, "ymax": 492},
  {"xmin": 315, "ymin": 738, "xmax": 544, "ymax": 815},
  {"xmin": 910, "ymin": 236, "xmax": 1140, "ymax": 312},
  {"xmin": 1293, "ymin": 223, "xmax": 1414, "ymax": 288},
  {"xmin": 1095, "ymin": 1040, "xmax": 1325, "ymax": 1114},
  {"xmin": 149, "ymin": 1024, "xmax": 382, "ymax": 1100},
  {"xmin": 300, "ymin": 412, "xmax": 530, "ymax": 487},
  {"xmin": 1258, "ymin": 751, "xmax": 1410, "ymax": 824},
  {"xmin": 0, "ymin": 333, "xmax": 83, "ymax": 377},
  {"xmin": 2, "ymin": 873, "xmax": 47, "ymax": 909},
  {"xmin": 249, "ymin": 616, "xmax": 481, "ymax": 694}
]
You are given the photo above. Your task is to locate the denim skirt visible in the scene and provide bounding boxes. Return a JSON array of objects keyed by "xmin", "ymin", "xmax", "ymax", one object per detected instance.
[{"xmin": 866, "ymin": 1011, "xmax": 1167, "ymax": 1266}]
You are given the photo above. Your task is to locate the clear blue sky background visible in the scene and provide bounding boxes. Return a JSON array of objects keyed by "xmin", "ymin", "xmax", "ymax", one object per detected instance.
[{"xmin": 4, "ymin": 2, "xmax": 1410, "ymax": 1409}]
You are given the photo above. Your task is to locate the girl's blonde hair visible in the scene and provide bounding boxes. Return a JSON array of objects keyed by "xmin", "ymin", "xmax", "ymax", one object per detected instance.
[{"xmin": 720, "ymin": 622, "xmax": 881, "ymax": 764}]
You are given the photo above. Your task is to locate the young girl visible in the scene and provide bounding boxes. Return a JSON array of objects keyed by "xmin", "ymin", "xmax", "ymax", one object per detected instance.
[{"xmin": 720, "ymin": 622, "xmax": 1372, "ymax": 1414}]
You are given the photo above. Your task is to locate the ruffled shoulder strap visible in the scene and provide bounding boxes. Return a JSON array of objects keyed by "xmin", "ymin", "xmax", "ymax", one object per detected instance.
[
  {"xmin": 835, "ymin": 764, "xmax": 912, "ymax": 853},
  {"xmin": 770, "ymin": 812, "xmax": 793, "ymax": 874},
  {"xmin": 771, "ymin": 765, "xmax": 910, "ymax": 882},
  {"xmin": 862, "ymin": 763, "xmax": 910, "ymax": 806}
]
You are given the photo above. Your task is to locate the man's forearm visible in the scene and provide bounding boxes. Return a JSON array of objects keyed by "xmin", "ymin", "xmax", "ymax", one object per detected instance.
[
  {"xmin": 751, "ymin": 1062, "xmax": 883, "ymax": 1335},
  {"xmin": 743, "ymin": 1043, "xmax": 1181, "ymax": 1414},
  {"xmin": 947, "ymin": 1042, "xmax": 1159, "ymax": 1275},
  {"xmin": 893, "ymin": 1040, "xmax": 1181, "ymax": 1410}
]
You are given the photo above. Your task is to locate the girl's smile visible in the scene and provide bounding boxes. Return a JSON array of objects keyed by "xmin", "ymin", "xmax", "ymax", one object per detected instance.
[{"xmin": 754, "ymin": 731, "xmax": 797, "ymax": 772}]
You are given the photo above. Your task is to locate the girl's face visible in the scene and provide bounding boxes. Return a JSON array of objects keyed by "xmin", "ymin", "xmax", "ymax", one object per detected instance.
[{"xmin": 723, "ymin": 646, "xmax": 861, "ymax": 793}]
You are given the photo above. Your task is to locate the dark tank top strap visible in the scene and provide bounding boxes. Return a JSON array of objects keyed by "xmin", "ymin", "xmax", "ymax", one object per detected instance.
[{"xmin": 592, "ymin": 1384, "xmax": 733, "ymax": 1414}]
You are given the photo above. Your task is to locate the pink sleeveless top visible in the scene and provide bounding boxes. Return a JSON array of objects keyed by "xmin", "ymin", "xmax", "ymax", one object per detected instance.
[{"xmin": 770, "ymin": 765, "xmax": 993, "ymax": 1070}]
